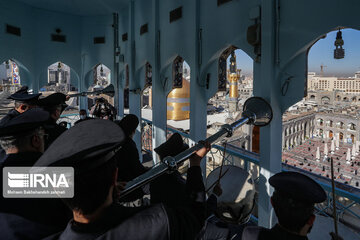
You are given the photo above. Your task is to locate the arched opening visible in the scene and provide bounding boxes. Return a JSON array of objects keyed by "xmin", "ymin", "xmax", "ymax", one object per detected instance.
[
  {"xmin": 352, "ymin": 96, "xmax": 356, "ymax": 102},
  {"xmin": 336, "ymin": 95, "xmax": 341, "ymax": 101},
  {"xmin": 167, "ymin": 57, "xmax": 190, "ymax": 121},
  {"xmin": 41, "ymin": 62, "xmax": 72, "ymax": 93},
  {"xmin": 339, "ymin": 132, "xmax": 344, "ymax": 141},
  {"xmin": 350, "ymin": 134, "xmax": 355, "ymax": 144},
  {"xmin": 91, "ymin": 64, "xmax": 111, "ymax": 90},
  {"xmin": 337, "ymin": 121, "xmax": 344, "ymax": 129},
  {"xmin": 0, "ymin": 59, "xmax": 21, "ymax": 92},
  {"xmin": 348, "ymin": 122, "xmax": 356, "ymax": 131},
  {"xmin": 343, "ymin": 97, "xmax": 348, "ymax": 102},
  {"xmin": 321, "ymin": 96, "xmax": 330, "ymax": 104},
  {"xmin": 40, "ymin": 61, "xmax": 79, "ymax": 114},
  {"xmin": 329, "ymin": 130, "xmax": 333, "ymax": 139},
  {"xmin": 165, "ymin": 57, "xmax": 191, "ymax": 141},
  {"xmin": 87, "ymin": 63, "xmax": 115, "ymax": 120},
  {"xmin": 317, "ymin": 118, "xmax": 324, "ymax": 126},
  {"xmin": 310, "ymin": 95, "xmax": 316, "ymax": 99},
  {"xmin": 208, "ymin": 46, "xmax": 254, "ymax": 154}
]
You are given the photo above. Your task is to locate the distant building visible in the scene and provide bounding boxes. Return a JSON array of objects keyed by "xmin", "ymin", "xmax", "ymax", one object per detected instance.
[{"xmin": 308, "ymin": 71, "xmax": 360, "ymax": 93}]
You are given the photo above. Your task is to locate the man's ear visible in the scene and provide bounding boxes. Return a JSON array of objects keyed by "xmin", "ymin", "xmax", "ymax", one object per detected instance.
[
  {"xmin": 307, "ymin": 214, "xmax": 316, "ymax": 226},
  {"xmin": 17, "ymin": 104, "xmax": 28, "ymax": 113}
]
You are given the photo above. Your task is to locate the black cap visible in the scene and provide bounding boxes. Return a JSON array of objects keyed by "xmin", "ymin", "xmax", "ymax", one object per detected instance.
[
  {"xmin": 269, "ymin": 171, "xmax": 327, "ymax": 204},
  {"xmin": 37, "ymin": 92, "xmax": 68, "ymax": 112},
  {"xmin": 7, "ymin": 86, "xmax": 41, "ymax": 103},
  {"xmin": 118, "ymin": 114, "xmax": 139, "ymax": 136},
  {"xmin": 154, "ymin": 133, "xmax": 189, "ymax": 160},
  {"xmin": 34, "ymin": 119, "xmax": 125, "ymax": 174},
  {"xmin": 0, "ymin": 108, "xmax": 49, "ymax": 137},
  {"xmin": 37, "ymin": 92, "xmax": 67, "ymax": 106}
]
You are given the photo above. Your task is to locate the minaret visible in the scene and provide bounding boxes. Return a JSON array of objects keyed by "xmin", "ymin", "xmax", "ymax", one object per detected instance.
[{"xmin": 228, "ymin": 50, "xmax": 240, "ymax": 115}]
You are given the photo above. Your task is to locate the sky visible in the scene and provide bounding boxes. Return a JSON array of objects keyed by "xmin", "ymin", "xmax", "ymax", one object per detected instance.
[
  {"xmin": 234, "ymin": 28, "xmax": 360, "ymax": 77},
  {"xmin": 308, "ymin": 29, "xmax": 360, "ymax": 77}
]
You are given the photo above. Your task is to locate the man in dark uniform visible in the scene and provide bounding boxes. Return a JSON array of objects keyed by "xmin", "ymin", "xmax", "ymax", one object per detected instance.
[
  {"xmin": 116, "ymin": 114, "xmax": 147, "ymax": 182},
  {"xmin": 35, "ymin": 119, "xmax": 209, "ymax": 240},
  {"xmin": 150, "ymin": 132, "xmax": 190, "ymax": 206},
  {"xmin": 0, "ymin": 86, "xmax": 41, "ymax": 162},
  {"xmin": 0, "ymin": 108, "xmax": 71, "ymax": 240},
  {"xmin": 242, "ymin": 171, "xmax": 330, "ymax": 240},
  {"xmin": 37, "ymin": 92, "xmax": 69, "ymax": 148}
]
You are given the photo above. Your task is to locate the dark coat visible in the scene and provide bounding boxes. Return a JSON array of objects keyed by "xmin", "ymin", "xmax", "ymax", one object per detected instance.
[
  {"xmin": 0, "ymin": 152, "xmax": 72, "ymax": 239},
  {"xmin": 45, "ymin": 121, "xmax": 67, "ymax": 149},
  {"xmin": 150, "ymin": 171, "xmax": 187, "ymax": 207},
  {"xmin": 0, "ymin": 212, "xmax": 61, "ymax": 240},
  {"xmin": 115, "ymin": 137, "xmax": 149, "ymax": 202},
  {"xmin": 44, "ymin": 166, "xmax": 206, "ymax": 240},
  {"xmin": 115, "ymin": 137, "xmax": 147, "ymax": 182},
  {"xmin": 0, "ymin": 109, "xmax": 20, "ymax": 127},
  {"xmin": 242, "ymin": 225, "xmax": 309, "ymax": 240},
  {"xmin": 0, "ymin": 109, "xmax": 20, "ymax": 162}
]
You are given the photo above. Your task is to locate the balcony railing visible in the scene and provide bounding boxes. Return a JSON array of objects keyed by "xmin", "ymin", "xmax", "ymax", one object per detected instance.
[
  {"xmin": 59, "ymin": 115, "xmax": 360, "ymax": 229},
  {"xmin": 140, "ymin": 118, "xmax": 360, "ymax": 229}
]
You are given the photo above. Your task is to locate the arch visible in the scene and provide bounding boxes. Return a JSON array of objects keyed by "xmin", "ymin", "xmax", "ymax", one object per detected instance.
[
  {"xmin": 310, "ymin": 95, "xmax": 316, "ymax": 99},
  {"xmin": 90, "ymin": 63, "xmax": 111, "ymax": 90},
  {"xmin": 343, "ymin": 97, "xmax": 348, "ymax": 101},
  {"xmin": 218, "ymin": 45, "xmax": 238, "ymax": 92},
  {"xmin": 41, "ymin": 61, "xmax": 73, "ymax": 93},
  {"xmin": 351, "ymin": 134, "xmax": 355, "ymax": 143},
  {"xmin": 337, "ymin": 121, "xmax": 344, "ymax": 129},
  {"xmin": 0, "ymin": 60, "xmax": 21, "ymax": 91},
  {"xmin": 352, "ymin": 96, "xmax": 357, "ymax": 102},
  {"xmin": 321, "ymin": 96, "xmax": 330, "ymax": 104},
  {"xmin": 348, "ymin": 122, "xmax": 356, "ymax": 131},
  {"xmin": 339, "ymin": 132, "xmax": 344, "ymax": 141},
  {"xmin": 336, "ymin": 95, "xmax": 341, "ymax": 101},
  {"xmin": 167, "ymin": 57, "xmax": 191, "ymax": 121},
  {"xmin": 1, "ymin": 58, "xmax": 32, "ymax": 89},
  {"xmin": 317, "ymin": 118, "xmax": 324, "ymax": 126}
]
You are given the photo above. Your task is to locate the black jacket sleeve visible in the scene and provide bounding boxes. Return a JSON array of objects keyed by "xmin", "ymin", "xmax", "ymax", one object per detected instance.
[{"xmin": 164, "ymin": 166, "xmax": 206, "ymax": 240}]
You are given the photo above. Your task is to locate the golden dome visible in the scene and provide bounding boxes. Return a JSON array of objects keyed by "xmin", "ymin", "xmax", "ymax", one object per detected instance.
[{"xmin": 167, "ymin": 78, "xmax": 190, "ymax": 120}]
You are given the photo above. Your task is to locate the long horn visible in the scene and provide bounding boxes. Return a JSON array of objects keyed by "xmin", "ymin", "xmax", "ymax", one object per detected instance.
[
  {"xmin": 119, "ymin": 96, "xmax": 273, "ymax": 199},
  {"xmin": 68, "ymin": 84, "xmax": 115, "ymax": 98}
]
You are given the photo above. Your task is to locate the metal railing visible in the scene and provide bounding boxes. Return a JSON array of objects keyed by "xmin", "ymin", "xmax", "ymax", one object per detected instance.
[
  {"xmin": 59, "ymin": 115, "xmax": 360, "ymax": 228},
  {"xmin": 140, "ymin": 118, "xmax": 360, "ymax": 228}
]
